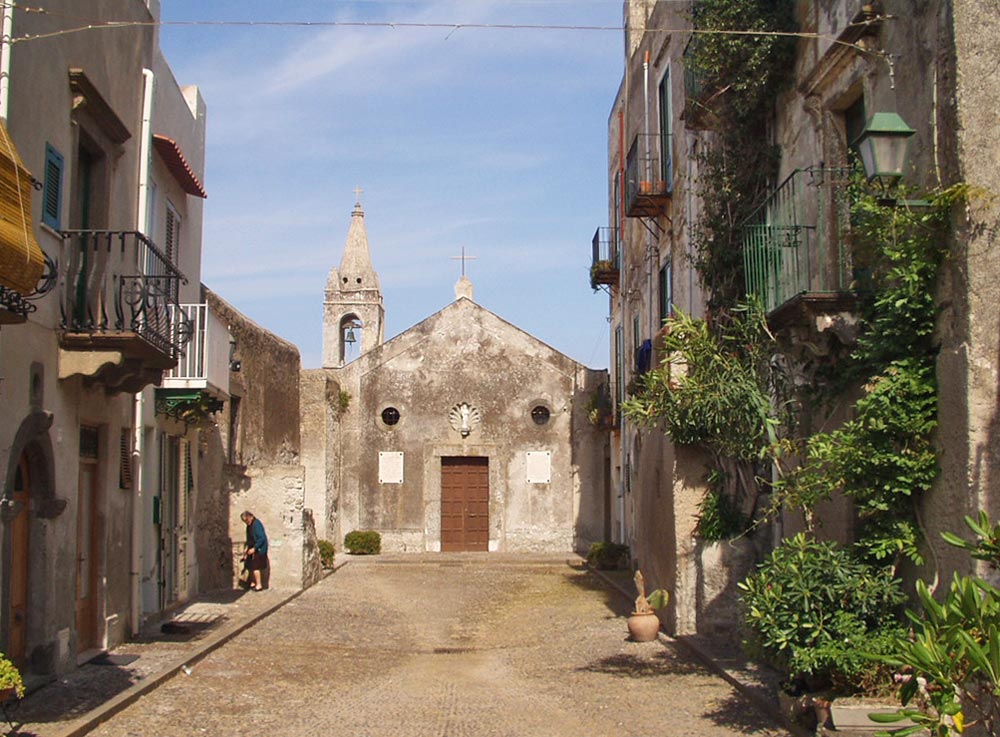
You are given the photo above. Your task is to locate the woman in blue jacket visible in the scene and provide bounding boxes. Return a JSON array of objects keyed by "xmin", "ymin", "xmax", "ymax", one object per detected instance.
[{"xmin": 240, "ymin": 510, "xmax": 269, "ymax": 591}]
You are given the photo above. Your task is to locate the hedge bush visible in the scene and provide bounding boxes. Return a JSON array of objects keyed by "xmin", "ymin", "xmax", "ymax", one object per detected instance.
[
  {"xmin": 317, "ymin": 539, "xmax": 336, "ymax": 568},
  {"xmin": 344, "ymin": 530, "xmax": 381, "ymax": 555},
  {"xmin": 586, "ymin": 541, "xmax": 630, "ymax": 570}
]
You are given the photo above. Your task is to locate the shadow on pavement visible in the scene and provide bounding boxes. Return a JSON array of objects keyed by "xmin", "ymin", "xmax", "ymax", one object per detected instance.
[
  {"xmin": 702, "ymin": 690, "xmax": 787, "ymax": 735},
  {"xmin": 577, "ymin": 647, "xmax": 714, "ymax": 679},
  {"xmin": 562, "ymin": 565, "xmax": 632, "ymax": 617}
]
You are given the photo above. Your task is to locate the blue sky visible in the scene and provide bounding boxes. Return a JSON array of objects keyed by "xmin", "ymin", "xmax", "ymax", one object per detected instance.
[{"xmin": 159, "ymin": 1, "xmax": 623, "ymax": 369}]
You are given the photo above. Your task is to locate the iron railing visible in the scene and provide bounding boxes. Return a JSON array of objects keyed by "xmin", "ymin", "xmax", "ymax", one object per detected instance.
[
  {"xmin": 591, "ymin": 226, "xmax": 620, "ymax": 289},
  {"xmin": 59, "ymin": 230, "xmax": 192, "ymax": 357},
  {"xmin": 742, "ymin": 167, "xmax": 853, "ymax": 314},
  {"xmin": 625, "ymin": 133, "xmax": 672, "ymax": 216}
]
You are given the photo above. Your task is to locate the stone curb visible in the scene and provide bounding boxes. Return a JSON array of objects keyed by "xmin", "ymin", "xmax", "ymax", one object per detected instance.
[
  {"xmin": 49, "ymin": 565, "xmax": 342, "ymax": 737},
  {"xmin": 589, "ymin": 567, "xmax": 811, "ymax": 737}
]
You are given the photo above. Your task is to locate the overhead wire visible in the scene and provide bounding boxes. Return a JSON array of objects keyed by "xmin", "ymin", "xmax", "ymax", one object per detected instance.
[{"xmin": 0, "ymin": 1, "xmax": 885, "ymax": 59}]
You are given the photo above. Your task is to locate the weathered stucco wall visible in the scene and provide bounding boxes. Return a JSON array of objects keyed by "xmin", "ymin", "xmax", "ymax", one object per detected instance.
[
  {"xmin": 204, "ymin": 290, "xmax": 320, "ymax": 589},
  {"xmin": 929, "ymin": 0, "xmax": 1000, "ymax": 581}
]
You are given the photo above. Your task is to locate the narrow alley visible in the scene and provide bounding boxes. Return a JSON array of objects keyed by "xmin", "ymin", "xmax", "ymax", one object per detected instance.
[{"xmin": 35, "ymin": 557, "xmax": 790, "ymax": 737}]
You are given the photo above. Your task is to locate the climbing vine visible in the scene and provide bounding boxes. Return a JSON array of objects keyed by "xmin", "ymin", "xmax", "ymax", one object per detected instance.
[
  {"xmin": 774, "ymin": 183, "xmax": 970, "ymax": 568},
  {"xmin": 685, "ymin": 0, "xmax": 797, "ymax": 309}
]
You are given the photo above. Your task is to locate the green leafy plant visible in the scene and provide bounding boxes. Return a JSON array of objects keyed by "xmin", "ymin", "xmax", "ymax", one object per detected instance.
[
  {"xmin": 875, "ymin": 513, "xmax": 1000, "ymax": 737},
  {"xmin": 738, "ymin": 533, "xmax": 904, "ymax": 693},
  {"xmin": 624, "ymin": 303, "xmax": 788, "ymax": 525},
  {"xmin": 0, "ymin": 652, "xmax": 25, "ymax": 699},
  {"xmin": 696, "ymin": 471, "xmax": 750, "ymax": 540},
  {"xmin": 586, "ymin": 541, "xmax": 630, "ymax": 571},
  {"xmin": 317, "ymin": 539, "xmax": 336, "ymax": 568},
  {"xmin": 337, "ymin": 390, "xmax": 351, "ymax": 415},
  {"xmin": 343, "ymin": 530, "xmax": 381, "ymax": 555},
  {"xmin": 584, "ymin": 384, "xmax": 614, "ymax": 429}
]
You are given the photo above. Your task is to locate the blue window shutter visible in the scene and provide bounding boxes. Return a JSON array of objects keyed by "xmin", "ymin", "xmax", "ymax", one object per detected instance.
[{"xmin": 42, "ymin": 144, "xmax": 63, "ymax": 230}]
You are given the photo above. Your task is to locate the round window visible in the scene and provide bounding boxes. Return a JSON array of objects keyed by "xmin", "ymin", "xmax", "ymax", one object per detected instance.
[
  {"xmin": 381, "ymin": 407, "xmax": 400, "ymax": 426},
  {"xmin": 531, "ymin": 405, "xmax": 550, "ymax": 425}
]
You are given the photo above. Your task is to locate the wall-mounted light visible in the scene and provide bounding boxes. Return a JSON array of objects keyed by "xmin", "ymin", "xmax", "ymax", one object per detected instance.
[{"xmin": 853, "ymin": 112, "xmax": 915, "ymax": 184}]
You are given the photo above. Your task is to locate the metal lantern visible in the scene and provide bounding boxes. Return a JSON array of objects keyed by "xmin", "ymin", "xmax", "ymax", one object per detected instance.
[{"xmin": 853, "ymin": 112, "xmax": 915, "ymax": 183}]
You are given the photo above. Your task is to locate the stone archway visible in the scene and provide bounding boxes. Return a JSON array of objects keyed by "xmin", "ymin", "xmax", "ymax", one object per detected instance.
[{"xmin": 2, "ymin": 411, "xmax": 63, "ymax": 672}]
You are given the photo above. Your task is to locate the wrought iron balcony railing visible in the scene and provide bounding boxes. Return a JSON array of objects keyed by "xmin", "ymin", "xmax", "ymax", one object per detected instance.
[
  {"xmin": 742, "ymin": 167, "xmax": 853, "ymax": 314},
  {"xmin": 590, "ymin": 227, "xmax": 620, "ymax": 289},
  {"xmin": 59, "ymin": 230, "xmax": 192, "ymax": 359},
  {"xmin": 625, "ymin": 133, "xmax": 672, "ymax": 217}
]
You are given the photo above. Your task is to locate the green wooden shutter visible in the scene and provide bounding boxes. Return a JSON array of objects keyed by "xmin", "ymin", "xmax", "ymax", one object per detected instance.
[{"xmin": 42, "ymin": 144, "xmax": 63, "ymax": 230}]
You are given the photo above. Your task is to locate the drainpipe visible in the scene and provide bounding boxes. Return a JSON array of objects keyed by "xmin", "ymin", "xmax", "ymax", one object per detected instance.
[
  {"xmin": 0, "ymin": 2, "xmax": 12, "ymax": 122},
  {"xmin": 130, "ymin": 68, "xmax": 155, "ymax": 636}
]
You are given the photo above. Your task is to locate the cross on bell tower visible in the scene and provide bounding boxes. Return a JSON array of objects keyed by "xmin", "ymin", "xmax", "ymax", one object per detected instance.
[{"xmin": 322, "ymin": 193, "xmax": 385, "ymax": 367}]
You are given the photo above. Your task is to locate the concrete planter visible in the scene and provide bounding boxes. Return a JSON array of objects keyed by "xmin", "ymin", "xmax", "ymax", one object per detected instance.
[{"xmin": 828, "ymin": 699, "xmax": 914, "ymax": 731}]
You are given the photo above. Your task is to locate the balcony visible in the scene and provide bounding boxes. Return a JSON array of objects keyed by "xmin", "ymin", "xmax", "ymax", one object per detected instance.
[
  {"xmin": 156, "ymin": 303, "xmax": 231, "ymax": 424},
  {"xmin": 742, "ymin": 167, "xmax": 856, "ymax": 326},
  {"xmin": 625, "ymin": 134, "xmax": 671, "ymax": 218},
  {"xmin": 58, "ymin": 230, "xmax": 192, "ymax": 393},
  {"xmin": 590, "ymin": 227, "xmax": 620, "ymax": 290}
]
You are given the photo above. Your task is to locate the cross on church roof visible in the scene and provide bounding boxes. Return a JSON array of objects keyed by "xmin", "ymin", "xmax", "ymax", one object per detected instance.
[
  {"xmin": 353, "ymin": 185, "xmax": 364, "ymax": 204},
  {"xmin": 450, "ymin": 247, "xmax": 477, "ymax": 277}
]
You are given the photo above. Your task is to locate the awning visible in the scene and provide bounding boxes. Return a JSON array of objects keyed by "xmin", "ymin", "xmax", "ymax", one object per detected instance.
[
  {"xmin": 153, "ymin": 134, "xmax": 207, "ymax": 198},
  {"xmin": 0, "ymin": 120, "xmax": 44, "ymax": 295}
]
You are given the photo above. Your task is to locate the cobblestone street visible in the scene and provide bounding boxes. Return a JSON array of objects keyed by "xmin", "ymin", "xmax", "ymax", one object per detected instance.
[{"xmin": 65, "ymin": 556, "xmax": 791, "ymax": 737}]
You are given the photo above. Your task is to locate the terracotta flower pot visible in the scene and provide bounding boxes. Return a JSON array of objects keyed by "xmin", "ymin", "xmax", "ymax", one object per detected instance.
[{"xmin": 627, "ymin": 611, "xmax": 661, "ymax": 642}]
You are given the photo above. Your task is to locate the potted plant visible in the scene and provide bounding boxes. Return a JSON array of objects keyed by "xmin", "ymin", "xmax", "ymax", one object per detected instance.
[
  {"xmin": 628, "ymin": 570, "xmax": 669, "ymax": 642},
  {"xmin": 0, "ymin": 652, "xmax": 25, "ymax": 702}
]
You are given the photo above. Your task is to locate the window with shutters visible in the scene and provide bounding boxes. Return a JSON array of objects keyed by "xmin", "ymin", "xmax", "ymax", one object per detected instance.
[
  {"xmin": 119, "ymin": 428, "xmax": 133, "ymax": 489},
  {"xmin": 659, "ymin": 260, "xmax": 673, "ymax": 323},
  {"xmin": 42, "ymin": 144, "xmax": 63, "ymax": 230},
  {"xmin": 164, "ymin": 200, "xmax": 180, "ymax": 264}
]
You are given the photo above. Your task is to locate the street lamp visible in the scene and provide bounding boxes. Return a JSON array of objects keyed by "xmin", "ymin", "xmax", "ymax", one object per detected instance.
[{"xmin": 853, "ymin": 112, "xmax": 915, "ymax": 184}]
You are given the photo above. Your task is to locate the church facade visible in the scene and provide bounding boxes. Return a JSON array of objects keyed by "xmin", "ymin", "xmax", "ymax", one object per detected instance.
[{"xmin": 301, "ymin": 202, "xmax": 609, "ymax": 553}]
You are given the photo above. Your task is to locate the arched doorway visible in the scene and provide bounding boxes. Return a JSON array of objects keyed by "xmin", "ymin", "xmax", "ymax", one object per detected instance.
[{"xmin": 9, "ymin": 454, "xmax": 30, "ymax": 667}]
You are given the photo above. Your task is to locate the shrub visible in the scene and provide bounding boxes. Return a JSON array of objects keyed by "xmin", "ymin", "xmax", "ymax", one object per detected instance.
[
  {"xmin": 697, "ymin": 483, "xmax": 749, "ymax": 541},
  {"xmin": 317, "ymin": 539, "xmax": 335, "ymax": 568},
  {"xmin": 738, "ymin": 533, "xmax": 904, "ymax": 692},
  {"xmin": 586, "ymin": 542, "xmax": 630, "ymax": 570},
  {"xmin": 344, "ymin": 530, "xmax": 381, "ymax": 555},
  {"xmin": 0, "ymin": 652, "xmax": 24, "ymax": 699}
]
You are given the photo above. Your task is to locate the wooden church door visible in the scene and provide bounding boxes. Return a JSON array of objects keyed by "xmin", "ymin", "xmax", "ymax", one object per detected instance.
[{"xmin": 440, "ymin": 457, "xmax": 489, "ymax": 552}]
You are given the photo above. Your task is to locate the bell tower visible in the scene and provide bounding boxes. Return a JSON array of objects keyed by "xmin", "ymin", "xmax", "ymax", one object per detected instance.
[{"xmin": 322, "ymin": 194, "xmax": 385, "ymax": 367}]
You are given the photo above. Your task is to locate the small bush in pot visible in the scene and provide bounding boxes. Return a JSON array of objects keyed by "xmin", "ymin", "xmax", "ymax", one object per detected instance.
[{"xmin": 344, "ymin": 530, "xmax": 381, "ymax": 555}]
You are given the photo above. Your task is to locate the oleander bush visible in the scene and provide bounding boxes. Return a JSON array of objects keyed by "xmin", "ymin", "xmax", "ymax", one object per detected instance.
[
  {"xmin": 344, "ymin": 530, "xmax": 381, "ymax": 555},
  {"xmin": 739, "ymin": 533, "xmax": 904, "ymax": 693}
]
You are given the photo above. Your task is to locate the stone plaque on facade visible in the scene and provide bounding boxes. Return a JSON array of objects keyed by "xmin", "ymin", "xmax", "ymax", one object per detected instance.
[
  {"xmin": 378, "ymin": 451, "xmax": 404, "ymax": 484},
  {"xmin": 525, "ymin": 451, "xmax": 551, "ymax": 484}
]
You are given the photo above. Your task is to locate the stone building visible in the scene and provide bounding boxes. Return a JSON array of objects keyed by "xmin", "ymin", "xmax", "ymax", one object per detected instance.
[
  {"xmin": 303, "ymin": 201, "xmax": 609, "ymax": 554},
  {"xmin": 0, "ymin": 0, "xmax": 226, "ymax": 678},
  {"xmin": 594, "ymin": 0, "xmax": 1000, "ymax": 635}
]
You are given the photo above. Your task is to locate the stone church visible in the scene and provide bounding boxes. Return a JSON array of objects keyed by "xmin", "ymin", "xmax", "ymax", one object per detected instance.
[{"xmin": 301, "ymin": 200, "xmax": 609, "ymax": 553}]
